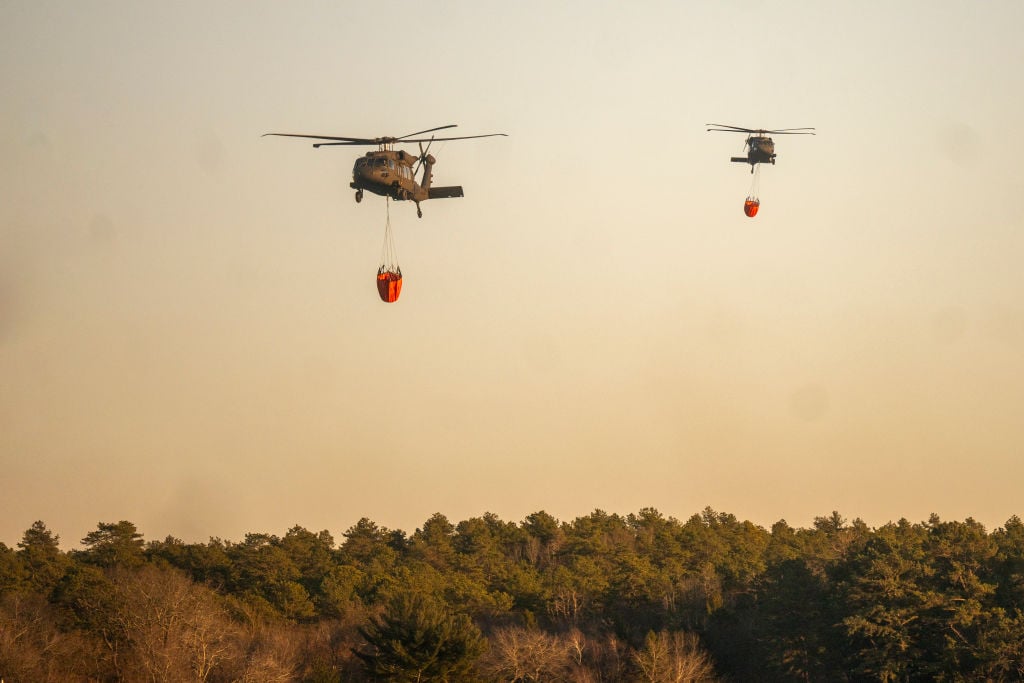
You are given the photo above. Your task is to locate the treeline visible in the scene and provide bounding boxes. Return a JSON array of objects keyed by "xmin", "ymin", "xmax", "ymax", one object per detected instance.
[{"xmin": 2, "ymin": 508, "xmax": 1024, "ymax": 681}]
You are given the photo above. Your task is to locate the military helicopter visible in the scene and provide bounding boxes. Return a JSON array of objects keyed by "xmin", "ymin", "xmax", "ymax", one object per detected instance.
[
  {"xmin": 706, "ymin": 123, "xmax": 815, "ymax": 173},
  {"xmin": 263, "ymin": 125, "xmax": 506, "ymax": 217}
]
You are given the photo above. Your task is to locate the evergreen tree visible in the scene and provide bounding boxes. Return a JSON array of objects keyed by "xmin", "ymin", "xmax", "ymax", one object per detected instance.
[
  {"xmin": 0, "ymin": 542, "xmax": 26, "ymax": 594},
  {"xmin": 410, "ymin": 513, "xmax": 457, "ymax": 571},
  {"xmin": 355, "ymin": 590, "xmax": 486, "ymax": 682},
  {"xmin": 226, "ymin": 532, "xmax": 316, "ymax": 620},
  {"xmin": 78, "ymin": 520, "xmax": 145, "ymax": 568},
  {"xmin": 836, "ymin": 519, "xmax": 937, "ymax": 679},
  {"xmin": 17, "ymin": 520, "xmax": 70, "ymax": 593}
]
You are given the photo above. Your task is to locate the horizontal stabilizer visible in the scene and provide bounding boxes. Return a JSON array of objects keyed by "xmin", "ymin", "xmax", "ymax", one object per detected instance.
[
  {"xmin": 730, "ymin": 157, "xmax": 750, "ymax": 163},
  {"xmin": 428, "ymin": 186, "xmax": 464, "ymax": 199}
]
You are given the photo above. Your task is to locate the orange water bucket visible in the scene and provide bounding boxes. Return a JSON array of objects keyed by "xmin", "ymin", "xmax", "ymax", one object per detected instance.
[
  {"xmin": 743, "ymin": 198, "xmax": 760, "ymax": 217},
  {"xmin": 376, "ymin": 269, "xmax": 402, "ymax": 303}
]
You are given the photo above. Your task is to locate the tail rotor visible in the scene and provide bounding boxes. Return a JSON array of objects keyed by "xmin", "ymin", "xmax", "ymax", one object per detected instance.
[{"xmin": 413, "ymin": 136, "xmax": 436, "ymax": 177}]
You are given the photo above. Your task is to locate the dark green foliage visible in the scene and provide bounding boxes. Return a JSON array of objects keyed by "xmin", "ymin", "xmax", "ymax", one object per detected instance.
[
  {"xmin": 748, "ymin": 559, "xmax": 841, "ymax": 680},
  {"xmin": 147, "ymin": 534, "xmax": 233, "ymax": 588},
  {"xmin": 225, "ymin": 532, "xmax": 317, "ymax": 620},
  {"xmin": 355, "ymin": 590, "xmax": 486, "ymax": 681},
  {"xmin": 410, "ymin": 513, "xmax": 457, "ymax": 570},
  {"xmin": 992, "ymin": 515, "xmax": 1024, "ymax": 610},
  {"xmin": 78, "ymin": 520, "xmax": 146, "ymax": 568},
  {"xmin": 4, "ymin": 509, "xmax": 1024, "ymax": 680},
  {"xmin": 17, "ymin": 520, "xmax": 70, "ymax": 594},
  {"xmin": 0, "ymin": 542, "xmax": 26, "ymax": 594}
]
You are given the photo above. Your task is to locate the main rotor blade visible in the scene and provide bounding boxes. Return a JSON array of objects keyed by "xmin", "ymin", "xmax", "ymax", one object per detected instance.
[
  {"xmin": 706, "ymin": 123, "xmax": 755, "ymax": 132},
  {"xmin": 398, "ymin": 124, "xmax": 458, "ymax": 140},
  {"xmin": 707, "ymin": 127, "xmax": 815, "ymax": 136},
  {"xmin": 263, "ymin": 133, "xmax": 377, "ymax": 144},
  {"xmin": 312, "ymin": 141, "xmax": 372, "ymax": 147},
  {"xmin": 398, "ymin": 133, "xmax": 508, "ymax": 143},
  {"xmin": 264, "ymin": 130, "xmax": 507, "ymax": 146}
]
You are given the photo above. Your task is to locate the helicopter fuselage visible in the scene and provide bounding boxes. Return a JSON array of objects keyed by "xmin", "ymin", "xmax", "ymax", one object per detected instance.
[
  {"xmin": 351, "ymin": 149, "xmax": 423, "ymax": 201},
  {"xmin": 349, "ymin": 149, "xmax": 463, "ymax": 216},
  {"xmin": 730, "ymin": 135, "xmax": 776, "ymax": 169}
]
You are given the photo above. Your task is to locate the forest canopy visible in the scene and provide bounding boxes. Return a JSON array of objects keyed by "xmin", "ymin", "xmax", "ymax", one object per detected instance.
[{"xmin": 2, "ymin": 508, "xmax": 1023, "ymax": 681}]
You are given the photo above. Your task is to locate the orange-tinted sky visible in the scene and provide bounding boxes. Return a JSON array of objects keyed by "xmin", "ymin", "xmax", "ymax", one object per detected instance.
[{"xmin": 2, "ymin": 1, "xmax": 1023, "ymax": 548}]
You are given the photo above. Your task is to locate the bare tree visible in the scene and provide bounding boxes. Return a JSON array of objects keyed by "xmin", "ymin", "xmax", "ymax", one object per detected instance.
[
  {"xmin": 633, "ymin": 630, "xmax": 718, "ymax": 683},
  {"xmin": 481, "ymin": 626, "xmax": 572, "ymax": 682},
  {"xmin": 217, "ymin": 606, "xmax": 300, "ymax": 683},
  {"xmin": 0, "ymin": 592, "xmax": 84, "ymax": 682},
  {"xmin": 108, "ymin": 565, "xmax": 238, "ymax": 681}
]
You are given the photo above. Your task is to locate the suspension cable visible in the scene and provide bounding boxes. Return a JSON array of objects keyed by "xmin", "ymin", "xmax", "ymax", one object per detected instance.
[{"xmin": 379, "ymin": 198, "xmax": 400, "ymax": 274}]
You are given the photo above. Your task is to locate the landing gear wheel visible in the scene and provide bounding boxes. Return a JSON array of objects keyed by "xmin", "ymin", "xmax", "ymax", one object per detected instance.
[
  {"xmin": 355, "ymin": 189, "xmax": 364, "ymax": 203},
  {"xmin": 416, "ymin": 205, "xmax": 423, "ymax": 218}
]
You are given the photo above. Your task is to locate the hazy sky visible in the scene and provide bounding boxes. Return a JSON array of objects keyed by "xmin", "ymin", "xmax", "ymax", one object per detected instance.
[{"xmin": 3, "ymin": 1, "xmax": 1023, "ymax": 548}]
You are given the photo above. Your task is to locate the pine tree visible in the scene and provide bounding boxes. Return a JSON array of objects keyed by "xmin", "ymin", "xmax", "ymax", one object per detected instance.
[{"xmin": 355, "ymin": 590, "xmax": 485, "ymax": 682}]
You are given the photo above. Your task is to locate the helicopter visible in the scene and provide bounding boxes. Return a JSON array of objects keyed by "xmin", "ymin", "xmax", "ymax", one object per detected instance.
[
  {"xmin": 263, "ymin": 124, "xmax": 506, "ymax": 217},
  {"xmin": 706, "ymin": 124, "xmax": 815, "ymax": 173}
]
